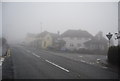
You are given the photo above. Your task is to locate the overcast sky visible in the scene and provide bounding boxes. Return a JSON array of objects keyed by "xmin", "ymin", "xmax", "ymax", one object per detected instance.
[
  {"xmin": 1, "ymin": 2, "xmax": 118, "ymax": 44},
  {"xmin": 0, "ymin": 3, "xmax": 2, "ymax": 38}
]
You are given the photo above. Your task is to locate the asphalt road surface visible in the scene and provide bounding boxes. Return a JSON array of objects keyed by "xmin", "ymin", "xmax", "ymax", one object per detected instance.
[{"xmin": 2, "ymin": 45, "xmax": 119, "ymax": 79}]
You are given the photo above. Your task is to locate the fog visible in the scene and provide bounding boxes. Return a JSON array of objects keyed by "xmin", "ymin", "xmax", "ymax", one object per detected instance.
[
  {"xmin": 1, "ymin": 2, "xmax": 118, "ymax": 44},
  {"xmin": 0, "ymin": 3, "xmax": 2, "ymax": 38}
]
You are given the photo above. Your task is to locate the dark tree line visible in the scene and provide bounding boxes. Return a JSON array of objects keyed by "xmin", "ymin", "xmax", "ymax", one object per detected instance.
[
  {"xmin": 107, "ymin": 46, "xmax": 119, "ymax": 67},
  {"xmin": 0, "ymin": 37, "xmax": 7, "ymax": 46}
]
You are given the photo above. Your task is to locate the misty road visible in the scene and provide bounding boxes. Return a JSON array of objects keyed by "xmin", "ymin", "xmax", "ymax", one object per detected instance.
[
  {"xmin": 3, "ymin": 45, "xmax": 118, "ymax": 79},
  {"xmin": 1, "ymin": 1, "xmax": 120, "ymax": 80}
]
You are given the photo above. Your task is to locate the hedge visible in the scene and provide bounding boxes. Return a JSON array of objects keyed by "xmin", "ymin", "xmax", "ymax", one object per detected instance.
[{"xmin": 107, "ymin": 45, "xmax": 119, "ymax": 66}]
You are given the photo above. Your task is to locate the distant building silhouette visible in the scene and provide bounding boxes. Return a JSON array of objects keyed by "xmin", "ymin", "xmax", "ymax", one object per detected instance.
[
  {"xmin": 25, "ymin": 31, "xmax": 66, "ymax": 50},
  {"xmin": 24, "ymin": 33, "xmax": 37, "ymax": 45},
  {"xmin": 61, "ymin": 29, "xmax": 93, "ymax": 51},
  {"xmin": 84, "ymin": 31, "xmax": 108, "ymax": 50},
  {"xmin": 36, "ymin": 31, "xmax": 58, "ymax": 49}
]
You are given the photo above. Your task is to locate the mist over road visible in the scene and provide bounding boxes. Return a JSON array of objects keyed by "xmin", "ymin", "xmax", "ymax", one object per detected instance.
[{"xmin": 2, "ymin": 44, "xmax": 118, "ymax": 79}]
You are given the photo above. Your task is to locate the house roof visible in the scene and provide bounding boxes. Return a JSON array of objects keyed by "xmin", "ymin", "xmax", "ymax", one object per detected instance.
[
  {"xmin": 84, "ymin": 32, "xmax": 108, "ymax": 45},
  {"xmin": 61, "ymin": 29, "xmax": 93, "ymax": 38},
  {"xmin": 36, "ymin": 31, "xmax": 58, "ymax": 39}
]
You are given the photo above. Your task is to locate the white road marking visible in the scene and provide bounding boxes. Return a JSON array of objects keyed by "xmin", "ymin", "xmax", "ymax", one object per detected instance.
[
  {"xmin": 102, "ymin": 66, "xmax": 108, "ymax": 69},
  {"xmin": 96, "ymin": 61, "xmax": 100, "ymax": 63},
  {"xmin": 26, "ymin": 49, "xmax": 40, "ymax": 58},
  {"xmin": 78, "ymin": 55, "xmax": 83, "ymax": 58},
  {"xmin": 0, "ymin": 58, "xmax": 3, "ymax": 66},
  {"xmin": 45, "ymin": 60, "xmax": 70, "ymax": 73},
  {"xmin": 96, "ymin": 59, "xmax": 101, "ymax": 63},
  {"xmin": 0, "ymin": 58, "xmax": 4, "ymax": 62},
  {"xmin": 80, "ymin": 60, "xmax": 86, "ymax": 63},
  {"xmin": 32, "ymin": 53, "xmax": 40, "ymax": 58},
  {"xmin": 97, "ymin": 59, "xmax": 101, "ymax": 61},
  {"xmin": 89, "ymin": 62, "xmax": 94, "ymax": 65}
]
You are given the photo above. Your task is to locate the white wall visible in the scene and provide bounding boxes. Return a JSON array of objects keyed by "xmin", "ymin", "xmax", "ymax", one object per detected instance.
[{"xmin": 63, "ymin": 37, "xmax": 90, "ymax": 50}]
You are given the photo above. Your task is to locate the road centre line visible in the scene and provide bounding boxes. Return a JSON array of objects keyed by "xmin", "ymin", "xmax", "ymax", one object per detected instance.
[
  {"xmin": 32, "ymin": 53, "xmax": 40, "ymax": 58},
  {"xmin": 26, "ymin": 49, "xmax": 41, "ymax": 58},
  {"xmin": 80, "ymin": 60, "xmax": 86, "ymax": 63},
  {"xmin": 45, "ymin": 60, "xmax": 70, "ymax": 73}
]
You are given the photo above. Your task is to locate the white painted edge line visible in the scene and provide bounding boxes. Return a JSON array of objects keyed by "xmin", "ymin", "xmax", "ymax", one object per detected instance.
[
  {"xmin": 78, "ymin": 55, "xmax": 83, "ymax": 58},
  {"xmin": 97, "ymin": 59, "xmax": 101, "ymax": 61},
  {"xmin": 0, "ymin": 58, "xmax": 3, "ymax": 66},
  {"xmin": 45, "ymin": 60, "xmax": 70, "ymax": 73},
  {"xmin": 102, "ymin": 66, "xmax": 108, "ymax": 69},
  {"xmin": 80, "ymin": 59, "xmax": 95, "ymax": 65},
  {"xmin": 32, "ymin": 53, "xmax": 40, "ymax": 58},
  {"xmin": 80, "ymin": 60, "xmax": 86, "ymax": 63},
  {"xmin": 0, "ymin": 58, "xmax": 4, "ymax": 62},
  {"xmin": 96, "ymin": 61, "xmax": 100, "ymax": 63}
]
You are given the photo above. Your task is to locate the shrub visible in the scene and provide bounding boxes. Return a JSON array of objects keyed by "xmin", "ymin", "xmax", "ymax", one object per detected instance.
[{"xmin": 107, "ymin": 45, "xmax": 119, "ymax": 66}]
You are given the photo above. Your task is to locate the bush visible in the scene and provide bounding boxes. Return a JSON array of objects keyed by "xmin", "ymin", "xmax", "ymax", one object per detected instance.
[{"xmin": 108, "ymin": 45, "xmax": 119, "ymax": 66}]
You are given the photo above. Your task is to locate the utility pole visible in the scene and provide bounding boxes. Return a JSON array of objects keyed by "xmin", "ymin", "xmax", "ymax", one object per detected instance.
[{"xmin": 115, "ymin": 31, "xmax": 120, "ymax": 46}]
